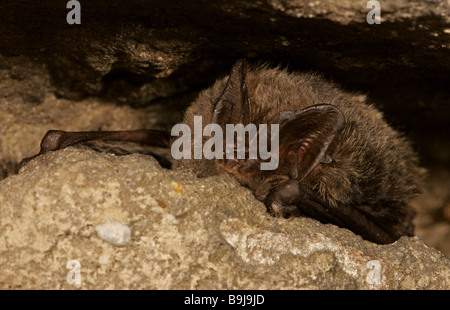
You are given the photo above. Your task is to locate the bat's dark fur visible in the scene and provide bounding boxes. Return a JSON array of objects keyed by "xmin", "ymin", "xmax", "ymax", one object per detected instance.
[{"xmin": 20, "ymin": 60, "xmax": 423, "ymax": 244}]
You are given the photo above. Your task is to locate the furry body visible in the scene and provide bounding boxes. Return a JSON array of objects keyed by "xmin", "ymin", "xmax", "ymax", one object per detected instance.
[{"xmin": 179, "ymin": 62, "xmax": 422, "ymax": 242}]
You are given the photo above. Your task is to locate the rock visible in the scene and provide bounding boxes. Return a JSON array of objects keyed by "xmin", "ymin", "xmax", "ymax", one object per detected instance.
[
  {"xmin": 0, "ymin": 148, "xmax": 448, "ymax": 289},
  {"xmin": 268, "ymin": 0, "xmax": 450, "ymax": 24},
  {"xmin": 96, "ymin": 220, "xmax": 131, "ymax": 247},
  {"xmin": 411, "ymin": 168, "xmax": 450, "ymax": 258}
]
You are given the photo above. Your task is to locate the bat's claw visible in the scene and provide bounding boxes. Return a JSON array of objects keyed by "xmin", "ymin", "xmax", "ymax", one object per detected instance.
[
  {"xmin": 269, "ymin": 202, "xmax": 301, "ymax": 219},
  {"xmin": 17, "ymin": 153, "xmax": 43, "ymax": 170},
  {"xmin": 17, "ymin": 130, "xmax": 66, "ymax": 170},
  {"xmin": 266, "ymin": 179, "xmax": 304, "ymax": 218}
]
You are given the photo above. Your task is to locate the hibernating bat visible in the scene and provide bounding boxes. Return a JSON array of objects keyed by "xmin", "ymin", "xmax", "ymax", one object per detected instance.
[{"xmin": 19, "ymin": 59, "xmax": 423, "ymax": 244}]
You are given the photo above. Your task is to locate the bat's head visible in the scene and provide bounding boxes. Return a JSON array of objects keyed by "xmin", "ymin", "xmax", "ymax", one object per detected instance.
[{"xmin": 210, "ymin": 59, "xmax": 345, "ymax": 196}]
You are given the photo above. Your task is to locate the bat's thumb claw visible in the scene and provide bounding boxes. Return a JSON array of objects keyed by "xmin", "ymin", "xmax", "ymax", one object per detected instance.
[{"xmin": 17, "ymin": 153, "xmax": 41, "ymax": 171}]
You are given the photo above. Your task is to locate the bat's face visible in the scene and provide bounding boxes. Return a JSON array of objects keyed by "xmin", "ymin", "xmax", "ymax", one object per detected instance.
[{"xmin": 194, "ymin": 60, "xmax": 345, "ymax": 198}]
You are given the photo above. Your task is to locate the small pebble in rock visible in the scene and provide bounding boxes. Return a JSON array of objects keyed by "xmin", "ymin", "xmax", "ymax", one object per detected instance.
[{"xmin": 96, "ymin": 220, "xmax": 131, "ymax": 247}]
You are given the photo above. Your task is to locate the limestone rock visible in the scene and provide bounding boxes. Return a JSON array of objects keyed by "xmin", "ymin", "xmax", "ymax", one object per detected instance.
[{"xmin": 0, "ymin": 148, "xmax": 448, "ymax": 289}]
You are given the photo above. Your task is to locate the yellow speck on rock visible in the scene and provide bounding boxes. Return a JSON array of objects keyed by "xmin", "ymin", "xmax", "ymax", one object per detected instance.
[{"xmin": 171, "ymin": 182, "xmax": 186, "ymax": 195}]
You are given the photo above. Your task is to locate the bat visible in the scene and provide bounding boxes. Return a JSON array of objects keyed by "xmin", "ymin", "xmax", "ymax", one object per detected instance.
[{"xmin": 19, "ymin": 59, "xmax": 422, "ymax": 244}]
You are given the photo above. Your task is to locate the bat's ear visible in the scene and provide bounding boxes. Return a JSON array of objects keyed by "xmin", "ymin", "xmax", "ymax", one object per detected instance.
[
  {"xmin": 269, "ymin": 104, "xmax": 345, "ymax": 180},
  {"xmin": 212, "ymin": 59, "xmax": 251, "ymax": 126}
]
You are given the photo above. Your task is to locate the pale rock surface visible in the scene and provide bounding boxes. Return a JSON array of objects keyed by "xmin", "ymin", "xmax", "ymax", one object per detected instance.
[{"xmin": 0, "ymin": 148, "xmax": 448, "ymax": 289}]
